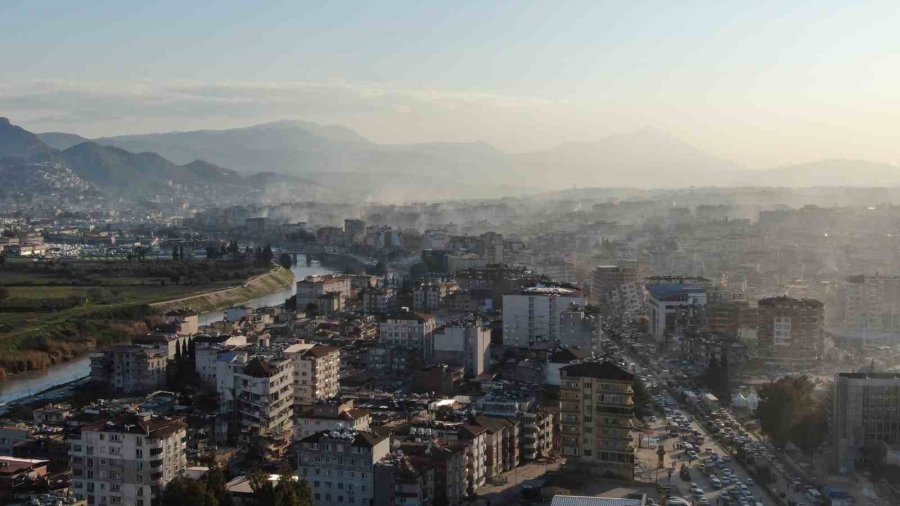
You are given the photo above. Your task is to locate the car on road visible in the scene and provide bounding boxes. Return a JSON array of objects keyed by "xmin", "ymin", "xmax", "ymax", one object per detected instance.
[{"xmin": 665, "ymin": 498, "xmax": 690, "ymax": 506}]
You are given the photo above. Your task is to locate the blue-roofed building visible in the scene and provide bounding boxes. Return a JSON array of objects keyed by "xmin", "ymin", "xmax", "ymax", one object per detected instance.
[{"xmin": 646, "ymin": 283, "xmax": 707, "ymax": 340}]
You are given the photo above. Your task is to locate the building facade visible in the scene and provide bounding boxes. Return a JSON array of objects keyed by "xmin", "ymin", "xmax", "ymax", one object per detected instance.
[
  {"xmin": 297, "ymin": 429, "xmax": 391, "ymax": 506},
  {"xmin": 757, "ymin": 296, "xmax": 824, "ymax": 361},
  {"xmin": 502, "ymin": 285, "xmax": 585, "ymax": 349},
  {"xmin": 833, "ymin": 372, "xmax": 900, "ymax": 473},
  {"xmin": 69, "ymin": 414, "xmax": 187, "ymax": 506},
  {"xmin": 285, "ymin": 343, "xmax": 341, "ymax": 406},
  {"xmin": 560, "ymin": 362, "xmax": 635, "ymax": 479}
]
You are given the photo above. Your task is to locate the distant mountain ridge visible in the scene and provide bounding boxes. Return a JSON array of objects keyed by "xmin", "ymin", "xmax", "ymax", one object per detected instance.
[
  {"xmin": 0, "ymin": 117, "xmax": 327, "ymax": 200},
  {"xmin": 18, "ymin": 117, "xmax": 900, "ymax": 199}
]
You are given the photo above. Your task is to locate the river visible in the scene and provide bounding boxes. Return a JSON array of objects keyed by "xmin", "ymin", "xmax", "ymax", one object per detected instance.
[{"xmin": 0, "ymin": 255, "xmax": 335, "ymax": 405}]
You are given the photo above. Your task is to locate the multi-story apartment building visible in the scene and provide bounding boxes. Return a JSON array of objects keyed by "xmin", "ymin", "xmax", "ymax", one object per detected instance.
[
  {"xmin": 90, "ymin": 346, "xmax": 167, "ymax": 395},
  {"xmin": 757, "ymin": 296, "xmax": 824, "ymax": 361},
  {"xmin": 558, "ymin": 305, "xmax": 600, "ymax": 350},
  {"xmin": 360, "ymin": 287, "xmax": 397, "ymax": 315},
  {"xmin": 843, "ymin": 274, "xmax": 900, "ymax": 337},
  {"xmin": 193, "ymin": 334, "xmax": 248, "ymax": 385},
  {"xmin": 296, "ymin": 275, "xmax": 353, "ymax": 312},
  {"xmin": 412, "ymin": 281, "xmax": 459, "ymax": 311},
  {"xmin": 427, "ymin": 321, "xmax": 491, "ymax": 377},
  {"xmin": 284, "ymin": 343, "xmax": 340, "ymax": 405},
  {"xmin": 379, "ymin": 311, "xmax": 438, "ymax": 354},
  {"xmin": 374, "ymin": 452, "xmax": 435, "ymax": 506},
  {"xmin": 560, "ymin": 361, "xmax": 635, "ymax": 479},
  {"xmin": 478, "ymin": 232, "xmax": 504, "ymax": 264},
  {"xmin": 69, "ymin": 414, "xmax": 187, "ymax": 506},
  {"xmin": 502, "ymin": 285, "xmax": 585, "ymax": 349},
  {"xmin": 344, "ymin": 219, "xmax": 366, "ymax": 244},
  {"xmin": 646, "ymin": 283, "xmax": 707, "ymax": 341},
  {"xmin": 297, "ymin": 429, "xmax": 390, "ymax": 506},
  {"xmin": 834, "ymin": 372, "xmax": 900, "ymax": 473},
  {"xmin": 217, "ymin": 354, "xmax": 294, "ymax": 458},
  {"xmin": 591, "ymin": 261, "xmax": 638, "ymax": 306},
  {"xmin": 397, "ymin": 441, "xmax": 466, "ymax": 506}
]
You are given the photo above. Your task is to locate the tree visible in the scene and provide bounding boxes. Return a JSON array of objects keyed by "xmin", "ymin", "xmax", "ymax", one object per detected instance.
[
  {"xmin": 757, "ymin": 375, "xmax": 821, "ymax": 451},
  {"xmin": 633, "ymin": 377, "xmax": 652, "ymax": 419},
  {"xmin": 279, "ymin": 253, "xmax": 293, "ymax": 269},
  {"xmin": 160, "ymin": 477, "xmax": 218, "ymax": 506},
  {"xmin": 249, "ymin": 463, "xmax": 312, "ymax": 506},
  {"xmin": 172, "ymin": 247, "xmax": 180, "ymax": 261},
  {"xmin": 175, "ymin": 340, "xmax": 183, "ymax": 361},
  {"xmin": 179, "ymin": 246, "xmax": 185, "ymax": 261}
]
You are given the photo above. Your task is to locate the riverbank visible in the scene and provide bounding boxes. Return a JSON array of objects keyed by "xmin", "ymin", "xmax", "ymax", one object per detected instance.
[
  {"xmin": 149, "ymin": 265, "xmax": 294, "ymax": 314},
  {"xmin": 0, "ymin": 265, "xmax": 294, "ymax": 380}
]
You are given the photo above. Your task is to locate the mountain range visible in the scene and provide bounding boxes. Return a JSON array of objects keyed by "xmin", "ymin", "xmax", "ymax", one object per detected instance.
[
  {"xmin": 0, "ymin": 118, "xmax": 325, "ymax": 201},
  {"xmin": 3, "ymin": 116, "xmax": 900, "ymax": 204}
]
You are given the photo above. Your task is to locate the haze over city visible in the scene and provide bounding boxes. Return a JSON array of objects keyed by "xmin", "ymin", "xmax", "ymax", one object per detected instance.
[{"xmin": 5, "ymin": 1, "xmax": 900, "ymax": 173}]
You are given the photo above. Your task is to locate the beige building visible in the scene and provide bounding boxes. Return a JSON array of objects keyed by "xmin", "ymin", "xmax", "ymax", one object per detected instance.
[
  {"xmin": 560, "ymin": 361, "xmax": 635, "ymax": 479},
  {"xmin": 296, "ymin": 275, "xmax": 352, "ymax": 311},
  {"xmin": 284, "ymin": 343, "xmax": 340, "ymax": 405},
  {"xmin": 591, "ymin": 261, "xmax": 638, "ymax": 305},
  {"xmin": 69, "ymin": 414, "xmax": 187, "ymax": 506}
]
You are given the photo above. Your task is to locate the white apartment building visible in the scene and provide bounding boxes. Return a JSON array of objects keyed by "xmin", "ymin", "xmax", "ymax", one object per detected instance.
[
  {"xmin": 379, "ymin": 311, "xmax": 438, "ymax": 353},
  {"xmin": 193, "ymin": 334, "xmax": 248, "ymax": 385},
  {"xmin": 284, "ymin": 343, "xmax": 340, "ymax": 405},
  {"xmin": 502, "ymin": 285, "xmax": 585, "ymax": 349},
  {"xmin": 297, "ymin": 429, "xmax": 391, "ymax": 506},
  {"xmin": 428, "ymin": 322, "xmax": 491, "ymax": 377},
  {"xmin": 217, "ymin": 354, "xmax": 294, "ymax": 457},
  {"xmin": 646, "ymin": 283, "xmax": 707, "ymax": 341},
  {"xmin": 70, "ymin": 414, "xmax": 187, "ymax": 506}
]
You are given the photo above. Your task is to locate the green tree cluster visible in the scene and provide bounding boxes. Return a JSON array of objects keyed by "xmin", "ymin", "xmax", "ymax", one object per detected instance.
[
  {"xmin": 160, "ymin": 466, "xmax": 233, "ymax": 506},
  {"xmin": 757, "ymin": 375, "xmax": 828, "ymax": 453}
]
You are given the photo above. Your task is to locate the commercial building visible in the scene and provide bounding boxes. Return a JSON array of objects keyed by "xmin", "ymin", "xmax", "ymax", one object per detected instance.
[
  {"xmin": 757, "ymin": 296, "xmax": 824, "ymax": 361},
  {"xmin": 833, "ymin": 372, "xmax": 900, "ymax": 473},
  {"xmin": 297, "ymin": 429, "xmax": 391, "ymax": 506},
  {"xmin": 69, "ymin": 414, "xmax": 187, "ymax": 506},
  {"xmin": 427, "ymin": 321, "xmax": 491, "ymax": 377},
  {"xmin": 284, "ymin": 343, "xmax": 340, "ymax": 405},
  {"xmin": 560, "ymin": 361, "xmax": 635, "ymax": 479},
  {"xmin": 89, "ymin": 346, "xmax": 167, "ymax": 395},
  {"xmin": 646, "ymin": 283, "xmax": 707, "ymax": 341},
  {"xmin": 502, "ymin": 285, "xmax": 585, "ymax": 349}
]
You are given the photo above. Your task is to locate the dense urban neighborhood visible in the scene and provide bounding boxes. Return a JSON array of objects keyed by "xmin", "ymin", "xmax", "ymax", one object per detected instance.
[{"xmin": 1, "ymin": 140, "xmax": 900, "ymax": 506}]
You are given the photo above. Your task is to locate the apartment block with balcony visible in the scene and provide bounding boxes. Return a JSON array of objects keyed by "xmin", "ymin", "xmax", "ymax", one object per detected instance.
[
  {"xmin": 284, "ymin": 343, "xmax": 340, "ymax": 406},
  {"xmin": 217, "ymin": 355, "xmax": 294, "ymax": 458},
  {"xmin": 560, "ymin": 361, "xmax": 635, "ymax": 479},
  {"xmin": 69, "ymin": 414, "xmax": 187, "ymax": 506}
]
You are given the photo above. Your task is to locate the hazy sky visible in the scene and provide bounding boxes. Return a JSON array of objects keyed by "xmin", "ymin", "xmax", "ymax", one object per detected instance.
[{"xmin": 3, "ymin": 1, "xmax": 900, "ymax": 167}]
